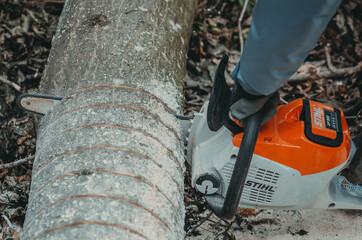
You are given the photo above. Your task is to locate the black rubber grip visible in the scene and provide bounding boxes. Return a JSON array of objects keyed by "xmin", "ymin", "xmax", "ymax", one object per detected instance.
[{"xmin": 205, "ymin": 110, "xmax": 263, "ymax": 219}]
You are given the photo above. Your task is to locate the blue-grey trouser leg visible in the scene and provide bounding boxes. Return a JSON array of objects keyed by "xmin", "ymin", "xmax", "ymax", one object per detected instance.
[{"xmin": 230, "ymin": 0, "xmax": 342, "ymax": 96}]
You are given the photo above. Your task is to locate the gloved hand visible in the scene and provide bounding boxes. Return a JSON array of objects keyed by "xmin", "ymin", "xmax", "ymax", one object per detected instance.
[{"xmin": 229, "ymin": 81, "xmax": 279, "ymax": 125}]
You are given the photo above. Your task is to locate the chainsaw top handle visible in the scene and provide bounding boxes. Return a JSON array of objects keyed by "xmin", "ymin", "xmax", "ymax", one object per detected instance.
[{"xmin": 205, "ymin": 53, "xmax": 263, "ymax": 219}]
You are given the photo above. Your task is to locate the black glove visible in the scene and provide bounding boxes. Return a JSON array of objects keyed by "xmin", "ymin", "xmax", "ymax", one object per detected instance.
[{"xmin": 229, "ymin": 81, "xmax": 279, "ymax": 125}]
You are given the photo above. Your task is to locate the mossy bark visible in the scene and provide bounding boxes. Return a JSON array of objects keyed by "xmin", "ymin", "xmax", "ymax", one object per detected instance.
[{"xmin": 22, "ymin": 0, "xmax": 197, "ymax": 239}]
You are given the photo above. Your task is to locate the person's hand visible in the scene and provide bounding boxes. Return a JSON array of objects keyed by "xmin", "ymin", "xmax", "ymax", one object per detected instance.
[{"xmin": 229, "ymin": 81, "xmax": 279, "ymax": 125}]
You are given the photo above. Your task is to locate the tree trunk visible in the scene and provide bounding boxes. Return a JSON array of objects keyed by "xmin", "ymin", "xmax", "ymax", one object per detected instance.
[{"xmin": 22, "ymin": 0, "xmax": 197, "ymax": 239}]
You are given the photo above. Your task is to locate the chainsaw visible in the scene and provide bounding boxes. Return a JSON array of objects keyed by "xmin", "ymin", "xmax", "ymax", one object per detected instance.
[{"xmin": 17, "ymin": 55, "xmax": 361, "ymax": 220}]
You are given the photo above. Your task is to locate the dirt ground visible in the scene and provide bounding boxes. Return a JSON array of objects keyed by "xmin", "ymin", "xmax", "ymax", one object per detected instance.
[
  {"xmin": 0, "ymin": 0, "xmax": 361, "ymax": 239},
  {"xmin": 185, "ymin": 209, "xmax": 362, "ymax": 240}
]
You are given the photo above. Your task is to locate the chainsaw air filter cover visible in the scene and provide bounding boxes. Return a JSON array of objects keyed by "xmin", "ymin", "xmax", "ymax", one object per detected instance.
[{"xmin": 233, "ymin": 99, "xmax": 351, "ymax": 176}]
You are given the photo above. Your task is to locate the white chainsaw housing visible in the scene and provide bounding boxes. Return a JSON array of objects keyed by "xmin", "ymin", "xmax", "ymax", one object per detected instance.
[{"xmin": 187, "ymin": 102, "xmax": 360, "ymax": 210}]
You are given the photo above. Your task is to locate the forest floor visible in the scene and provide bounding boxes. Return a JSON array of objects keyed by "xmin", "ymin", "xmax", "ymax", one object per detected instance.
[{"xmin": 0, "ymin": 0, "xmax": 361, "ymax": 239}]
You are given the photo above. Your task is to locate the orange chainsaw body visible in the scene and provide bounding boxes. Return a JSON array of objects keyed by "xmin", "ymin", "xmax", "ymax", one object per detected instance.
[{"xmin": 233, "ymin": 99, "xmax": 351, "ymax": 176}]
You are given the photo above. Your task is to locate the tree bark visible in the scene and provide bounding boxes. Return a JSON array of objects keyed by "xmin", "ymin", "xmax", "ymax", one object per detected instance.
[{"xmin": 22, "ymin": 0, "xmax": 197, "ymax": 239}]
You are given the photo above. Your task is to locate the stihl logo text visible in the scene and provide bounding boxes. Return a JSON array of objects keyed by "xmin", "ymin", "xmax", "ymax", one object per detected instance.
[
  {"xmin": 245, "ymin": 180, "xmax": 275, "ymax": 192},
  {"xmin": 313, "ymin": 106, "xmax": 323, "ymax": 127}
]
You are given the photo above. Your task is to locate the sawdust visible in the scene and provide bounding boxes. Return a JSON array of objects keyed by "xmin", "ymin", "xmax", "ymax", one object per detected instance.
[{"xmin": 186, "ymin": 209, "xmax": 362, "ymax": 240}]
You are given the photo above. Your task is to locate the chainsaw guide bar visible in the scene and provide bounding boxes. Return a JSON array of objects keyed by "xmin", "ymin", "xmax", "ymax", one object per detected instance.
[
  {"xmin": 17, "ymin": 93, "xmax": 194, "ymax": 144},
  {"xmin": 17, "ymin": 93, "xmax": 63, "ymax": 116}
]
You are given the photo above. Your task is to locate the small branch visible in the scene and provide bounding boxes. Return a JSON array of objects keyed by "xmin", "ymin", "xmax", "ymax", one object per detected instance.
[
  {"xmin": 25, "ymin": 72, "xmax": 43, "ymax": 80},
  {"xmin": 28, "ymin": 0, "xmax": 65, "ymax": 5},
  {"xmin": 280, "ymin": 96, "xmax": 288, "ymax": 104},
  {"xmin": 196, "ymin": 0, "xmax": 208, "ymax": 16},
  {"xmin": 288, "ymin": 62, "xmax": 362, "ymax": 84},
  {"xmin": 186, "ymin": 100, "xmax": 204, "ymax": 106},
  {"xmin": 210, "ymin": 0, "xmax": 222, "ymax": 11},
  {"xmin": 2, "ymin": 215, "xmax": 13, "ymax": 230},
  {"xmin": 0, "ymin": 76, "xmax": 21, "ymax": 91},
  {"xmin": 238, "ymin": 0, "xmax": 249, "ymax": 54},
  {"xmin": 187, "ymin": 211, "xmax": 213, "ymax": 236},
  {"xmin": 0, "ymin": 169, "xmax": 8, "ymax": 178},
  {"xmin": 0, "ymin": 155, "xmax": 34, "ymax": 170},
  {"xmin": 216, "ymin": 220, "xmax": 233, "ymax": 238},
  {"xmin": 344, "ymin": 99, "xmax": 362, "ymax": 116},
  {"xmin": 324, "ymin": 44, "xmax": 336, "ymax": 73}
]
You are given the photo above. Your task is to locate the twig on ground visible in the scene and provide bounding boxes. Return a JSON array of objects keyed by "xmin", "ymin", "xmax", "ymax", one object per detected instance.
[
  {"xmin": 186, "ymin": 100, "xmax": 204, "ymax": 106},
  {"xmin": 0, "ymin": 169, "xmax": 8, "ymax": 178},
  {"xmin": 238, "ymin": 0, "xmax": 249, "ymax": 54},
  {"xmin": 216, "ymin": 220, "xmax": 233, "ymax": 238},
  {"xmin": 210, "ymin": 0, "xmax": 222, "ymax": 11},
  {"xmin": 196, "ymin": 0, "xmax": 208, "ymax": 16},
  {"xmin": 0, "ymin": 155, "xmax": 34, "ymax": 170},
  {"xmin": 2, "ymin": 215, "xmax": 13, "ymax": 230},
  {"xmin": 205, "ymin": 218, "xmax": 231, "ymax": 227},
  {"xmin": 0, "ymin": 76, "xmax": 21, "ymax": 91},
  {"xmin": 2, "ymin": 225, "xmax": 8, "ymax": 240},
  {"xmin": 288, "ymin": 62, "xmax": 362, "ymax": 84},
  {"xmin": 324, "ymin": 44, "xmax": 337, "ymax": 73},
  {"xmin": 280, "ymin": 96, "xmax": 288, "ymax": 104},
  {"xmin": 344, "ymin": 99, "xmax": 362, "ymax": 116},
  {"xmin": 199, "ymin": 226, "xmax": 216, "ymax": 234},
  {"xmin": 353, "ymin": 108, "xmax": 362, "ymax": 119},
  {"xmin": 187, "ymin": 211, "xmax": 213, "ymax": 236},
  {"xmin": 345, "ymin": 116, "xmax": 361, "ymax": 119},
  {"xmin": 25, "ymin": 72, "xmax": 43, "ymax": 80},
  {"xmin": 28, "ymin": 0, "xmax": 65, "ymax": 5}
]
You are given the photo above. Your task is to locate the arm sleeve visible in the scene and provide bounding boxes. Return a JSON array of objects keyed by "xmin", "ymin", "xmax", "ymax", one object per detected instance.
[{"xmin": 230, "ymin": 0, "xmax": 341, "ymax": 96}]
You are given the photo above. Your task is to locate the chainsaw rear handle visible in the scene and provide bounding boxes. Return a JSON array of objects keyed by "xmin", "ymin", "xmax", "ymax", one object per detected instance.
[{"xmin": 205, "ymin": 110, "xmax": 263, "ymax": 219}]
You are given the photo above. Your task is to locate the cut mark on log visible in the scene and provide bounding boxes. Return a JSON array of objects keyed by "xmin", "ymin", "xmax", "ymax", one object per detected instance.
[
  {"xmin": 96, "ymin": 168, "xmax": 178, "ymax": 212},
  {"xmin": 41, "ymin": 124, "xmax": 182, "ymax": 169},
  {"xmin": 66, "ymin": 85, "xmax": 174, "ymax": 114},
  {"xmin": 34, "ymin": 146, "xmax": 182, "ymax": 194},
  {"xmin": 33, "ymin": 221, "xmax": 148, "ymax": 240},
  {"xmin": 27, "ymin": 194, "xmax": 171, "ymax": 233},
  {"xmin": 40, "ymin": 104, "xmax": 181, "ymax": 142},
  {"xmin": 29, "ymin": 168, "xmax": 177, "ymax": 213}
]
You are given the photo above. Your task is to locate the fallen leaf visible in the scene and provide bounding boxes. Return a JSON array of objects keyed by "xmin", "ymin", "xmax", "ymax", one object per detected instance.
[
  {"xmin": 18, "ymin": 175, "xmax": 27, "ymax": 183},
  {"xmin": 236, "ymin": 207, "xmax": 261, "ymax": 217},
  {"xmin": 0, "ymin": 169, "xmax": 9, "ymax": 179},
  {"xmin": 17, "ymin": 134, "xmax": 32, "ymax": 145}
]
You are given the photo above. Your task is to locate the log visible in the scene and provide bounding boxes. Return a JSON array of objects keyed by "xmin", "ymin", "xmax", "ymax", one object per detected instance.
[{"xmin": 22, "ymin": 0, "xmax": 197, "ymax": 239}]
